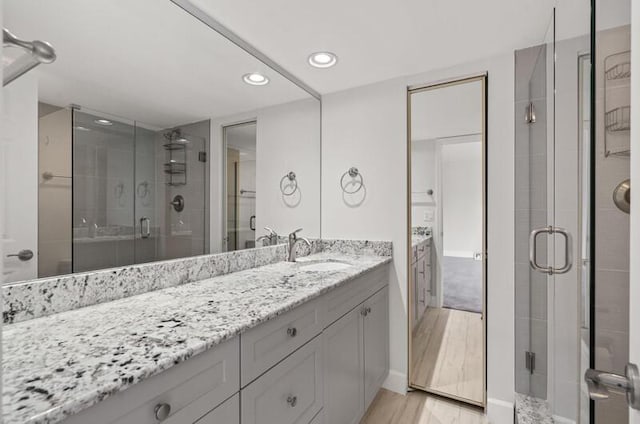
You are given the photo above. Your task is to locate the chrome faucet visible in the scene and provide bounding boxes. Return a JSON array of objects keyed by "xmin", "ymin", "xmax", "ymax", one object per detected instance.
[
  {"xmin": 256, "ymin": 227, "xmax": 279, "ymax": 246},
  {"xmin": 288, "ymin": 228, "xmax": 311, "ymax": 262}
]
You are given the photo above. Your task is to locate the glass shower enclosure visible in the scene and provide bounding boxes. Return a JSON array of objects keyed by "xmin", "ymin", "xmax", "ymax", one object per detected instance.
[
  {"xmin": 71, "ymin": 108, "xmax": 209, "ymax": 272},
  {"xmin": 515, "ymin": 1, "xmax": 632, "ymax": 422}
]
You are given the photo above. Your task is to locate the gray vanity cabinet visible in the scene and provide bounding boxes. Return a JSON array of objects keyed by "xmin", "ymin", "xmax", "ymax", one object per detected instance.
[
  {"xmin": 412, "ymin": 240, "xmax": 431, "ymax": 328},
  {"xmin": 363, "ymin": 287, "xmax": 389, "ymax": 407},
  {"xmin": 60, "ymin": 264, "xmax": 389, "ymax": 424},
  {"xmin": 241, "ymin": 336, "xmax": 323, "ymax": 424},
  {"xmin": 324, "ymin": 307, "xmax": 365, "ymax": 424},
  {"xmin": 324, "ymin": 285, "xmax": 389, "ymax": 424},
  {"xmin": 194, "ymin": 394, "xmax": 239, "ymax": 424},
  {"xmin": 63, "ymin": 338, "xmax": 240, "ymax": 424}
]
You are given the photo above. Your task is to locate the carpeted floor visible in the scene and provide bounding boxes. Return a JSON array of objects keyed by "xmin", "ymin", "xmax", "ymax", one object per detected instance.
[{"xmin": 442, "ymin": 256, "xmax": 482, "ymax": 313}]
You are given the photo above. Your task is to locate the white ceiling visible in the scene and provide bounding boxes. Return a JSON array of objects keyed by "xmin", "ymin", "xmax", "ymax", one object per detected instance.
[
  {"xmin": 190, "ymin": 0, "xmax": 559, "ymax": 94},
  {"xmin": 4, "ymin": 0, "xmax": 312, "ymax": 129}
]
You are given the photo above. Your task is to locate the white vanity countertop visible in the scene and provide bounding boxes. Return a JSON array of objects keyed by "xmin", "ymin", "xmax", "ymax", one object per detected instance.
[{"xmin": 2, "ymin": 252, "xmax": 391, "ymax": 424}]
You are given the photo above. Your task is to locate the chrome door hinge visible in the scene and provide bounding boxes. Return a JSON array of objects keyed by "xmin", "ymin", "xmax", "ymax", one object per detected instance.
[
  {"xmin": 525, "ymin": 351, "xmax": 535, "ymax": 375},
  {"xmin": 525, "ymin": 102, "xmax": 536, "ymax": 124}
]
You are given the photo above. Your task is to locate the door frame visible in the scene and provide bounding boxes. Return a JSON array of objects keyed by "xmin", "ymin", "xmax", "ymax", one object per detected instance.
[
  {"xmin": 221, "ymin": 119, "xmax": 257, "ymax": 252},
  {"xmin": 406, "ymin": 73, "xmax": 488, "ymax": 407}
]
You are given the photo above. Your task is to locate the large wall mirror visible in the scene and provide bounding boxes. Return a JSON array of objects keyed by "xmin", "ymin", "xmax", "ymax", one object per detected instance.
[
  {"xmin": 407, "ymin": 75, "xmax": 486, "ymax": 406},
  {"xmin": 1, "ymin": 0, "xmax": 320, "ymax": 284}
]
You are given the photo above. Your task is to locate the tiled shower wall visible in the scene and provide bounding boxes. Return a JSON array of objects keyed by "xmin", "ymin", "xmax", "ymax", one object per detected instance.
[
  {"xmin": 594, "ymin": 24, "xmax": 631, "ymax": 424},
  {"xmin": 514, "ymin": 44, "xmax": 548, "ymax": 399}
]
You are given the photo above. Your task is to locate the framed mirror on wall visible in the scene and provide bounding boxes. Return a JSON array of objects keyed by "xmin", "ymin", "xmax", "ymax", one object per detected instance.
[
  {"xmin": 1, "ymin": 0, "xmax": 321, "ymax": 285},
  {"xmin": 407, "ymin": 75, "xmax": 487, "ymax": 407}
]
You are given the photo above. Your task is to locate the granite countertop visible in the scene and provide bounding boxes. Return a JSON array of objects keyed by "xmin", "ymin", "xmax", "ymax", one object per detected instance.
[
  {"xmin": 412, "ymin": 234, "xmax": 432, "ymax": 249},
  {"xmin": 515, "ymin": 393, "xmax": 554, "ymax": 424},
  {"xmin": 3, "ymin": 252, "xmax": 391, "ymax": 424}
]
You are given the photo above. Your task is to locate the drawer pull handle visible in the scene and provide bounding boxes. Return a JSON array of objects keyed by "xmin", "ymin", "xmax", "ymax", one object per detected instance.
[
  {"xmin": 287, "ymin": 395, "xmax": 298, "ymax": 407},
  {"xmin": 154, "ymin": 403, "xmax": 171, "ymax": 421},
  {"xmin": 287, "ymin": 327, "xmax": 298, "ymax": 337}
]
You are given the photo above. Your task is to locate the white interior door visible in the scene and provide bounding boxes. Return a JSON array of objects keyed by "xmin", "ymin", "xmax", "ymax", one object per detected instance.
[{"xmin": 1, "ymin": 74, "xmax": 38, "ymax": 283}]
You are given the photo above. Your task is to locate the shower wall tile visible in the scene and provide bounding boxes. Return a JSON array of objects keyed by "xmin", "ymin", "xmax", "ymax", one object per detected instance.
[{"xmin": 595, "ymin": 269, "xmax": 630, "ymax": 332}]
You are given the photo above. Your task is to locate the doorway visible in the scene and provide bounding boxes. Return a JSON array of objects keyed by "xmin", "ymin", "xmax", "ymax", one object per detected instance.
[
  {"xmin": 223, "ymin": 121, "xmax": 257, "ymax": 252},
  {"xmin": 407, "ymin": 75, "xmax": 487, "ymax": 407}
]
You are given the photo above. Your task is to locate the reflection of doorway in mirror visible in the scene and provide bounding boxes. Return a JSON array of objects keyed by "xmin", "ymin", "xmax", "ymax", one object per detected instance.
[
  {"xmin": 408, "ymin": 75, "xmax": 486, "ymax": 407},
  {"xmin": 224, "ymin": 121, "xmax": 257, "ymax": 252}
]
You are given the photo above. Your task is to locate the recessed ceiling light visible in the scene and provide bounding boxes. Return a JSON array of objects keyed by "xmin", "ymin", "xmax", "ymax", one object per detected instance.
[
  {"xmin": 94, "ymin": 119, "xmax": 113, "ymax": 126},
  {"xmin": 308, "ymin": 52, "xmax": 337, "ymax": 68},
  {"xmin": 242, "ymin": 72, "xmax": 269, "ymax": 86},
  {"xmin": 176, "ymin": 137, "xmax": 190, "ymax": 143},
  {"xmin": 74, "ymin": 126, "xmax": 91, "ymax": 132}
]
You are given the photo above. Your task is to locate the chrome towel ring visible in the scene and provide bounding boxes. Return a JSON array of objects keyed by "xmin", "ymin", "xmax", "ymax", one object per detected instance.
[
  {"xmin": 280, "ymin": 171, "xmax": 298, "ymax": 196},
  {"xmin": 341, "ymin": 167, "xmax": 364, "ymax": 194}
]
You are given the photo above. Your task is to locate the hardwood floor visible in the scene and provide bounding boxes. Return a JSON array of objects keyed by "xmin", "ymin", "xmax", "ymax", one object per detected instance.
[
  {"xmin": 360, "ymin": 389, "xmax": 487, "ymax": 424},
  {"xmin": 410, "ymin": 307, "xmax": 483, "ymax": 403}
]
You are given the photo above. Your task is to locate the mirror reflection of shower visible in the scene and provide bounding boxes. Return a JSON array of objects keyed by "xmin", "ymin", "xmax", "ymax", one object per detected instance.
[
  {"xmin": 224, "ymin": 121, "xmax": 257, "ymax": 252},
  {"xmin": 37, "ymin": 105, "xmax": 210, "ymax": 277}
]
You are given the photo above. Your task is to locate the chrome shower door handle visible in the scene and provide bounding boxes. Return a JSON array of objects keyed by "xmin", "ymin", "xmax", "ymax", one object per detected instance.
[
  {"xmin": 140, "ymin": 217, "xmax": 151, "ymax": 239},
  {"xmin": 585, "ymin": 364, "xmax": 640, "ymax": 410},
  {"xmin": 553, "ymin": 227, "xmax": 573, "ymax": 274},
  {"xmin": 529, "ymin": 226, "xmax": 553, "ymax": 274}
]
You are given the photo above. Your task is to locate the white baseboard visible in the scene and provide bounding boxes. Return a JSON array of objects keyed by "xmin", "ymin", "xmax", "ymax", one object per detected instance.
[
  {"xmin": 552, "ymin": 415, "xmax": 575, "ymax": 424},
  {"xmin": 443, "ymin": 250, "xmax": 476, "ymax": 258},
  {"xmin": 487, "ymin": 398, "xmax": 514, "ymax": 424},
  {"xmin": 382, "ymin": 369, "xmax": 407, "ymax": 395}
]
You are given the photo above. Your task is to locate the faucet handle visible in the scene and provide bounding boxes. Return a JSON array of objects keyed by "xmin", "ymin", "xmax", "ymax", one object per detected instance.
[
  {"xmin": 290, "ymin": 228, "xmax": 303, "ymax": 237},
  {"xmin": 264, "ymin": 227, "xmax": 276, "ymax": 235}
]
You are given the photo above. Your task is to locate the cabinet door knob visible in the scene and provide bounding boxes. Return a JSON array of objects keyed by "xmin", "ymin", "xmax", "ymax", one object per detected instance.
[
  {"xmin": 366, "ymin": 307, "xmax": 372, "ymax": 314},
  {"xmin": 361, "ymin": 308, "xmax": 368, "ymax": 316},
  {"xmin": 154, "ymin": 403, "xmax": 171, "ymax": 421},
  {"xmin": 287, "ymin": 395, "xmax": 298, "ymax": 407},
  {"xmin": 287, "ymin": 327, "xmax": 297, "ymax": 337}
]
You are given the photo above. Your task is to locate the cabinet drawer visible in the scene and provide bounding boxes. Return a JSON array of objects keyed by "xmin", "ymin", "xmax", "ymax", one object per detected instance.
[
  {"xmin": 241, "ymin": 336, "xmax": 323, "ymax": 424},
  {"xmin": 241, "ymin": 297, "xmax": 325, "ymax": 386},
  {"xmin": 64, "ymin": 339, "xmax": 240, "ymax": 424},
  {"xmin": 324, "ymin": 265, "xmax": 388, "ymax": 326},
  {"xmin": 194, "ymin": 394, "xmax": 239, "ymax": 424}
]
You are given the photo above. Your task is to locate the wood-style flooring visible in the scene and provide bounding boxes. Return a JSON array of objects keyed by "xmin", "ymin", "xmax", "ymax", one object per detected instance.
[
  {"xmin": 360, "ymin": 389, "xmax": 487, "ymax": 424},
  {"xmin": 410, "ymin": 307, "xmax": 483, "ymax": 404}
]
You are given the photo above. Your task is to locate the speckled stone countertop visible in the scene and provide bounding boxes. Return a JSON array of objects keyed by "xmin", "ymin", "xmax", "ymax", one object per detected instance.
[
  {"xmin": 412, "ymin": 234, "xmax": 432, "ymax": 249},
  {"xmin": 3, "ymin": 252, "xmax": 391, "ymax": 424},
  {"xmin": 515, "ymin": 393, "xmax": 554, "ymax": 424}
]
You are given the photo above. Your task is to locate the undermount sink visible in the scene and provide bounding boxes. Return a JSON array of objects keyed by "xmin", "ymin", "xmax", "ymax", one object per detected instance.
[{"xmin": 297, "ymin": 259, "xmax": 352, "ymax": 272}]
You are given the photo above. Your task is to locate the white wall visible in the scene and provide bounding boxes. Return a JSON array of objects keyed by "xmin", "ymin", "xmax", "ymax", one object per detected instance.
[
  {"xmin": 441, "ymin": 140, "xmax": 483, "ymax": 257},
  {"xmin": 411, "ymin": 139, "xmax": 436, "ymax": 228},
  {"xmin": 321, "ymin": 54, "xmax": 515, "ymax": 422},
  {"xmin": 210, "ymin": 97, "xmax": 321, "ymax": 251}
]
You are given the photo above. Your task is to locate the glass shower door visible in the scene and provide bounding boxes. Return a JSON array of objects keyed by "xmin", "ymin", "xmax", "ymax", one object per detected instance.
[{"xmin": 72, "ymin": 109, "xmax": 136, "ymax": 272}]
